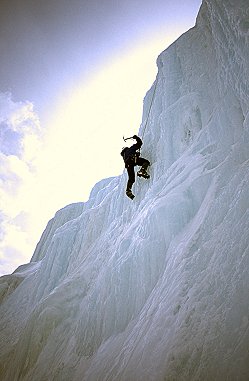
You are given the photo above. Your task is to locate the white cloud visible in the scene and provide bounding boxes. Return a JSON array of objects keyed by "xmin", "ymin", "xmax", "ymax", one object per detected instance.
[{"xmin": 0, "ymin": 92, "xmax": 42, "ymax": 275}]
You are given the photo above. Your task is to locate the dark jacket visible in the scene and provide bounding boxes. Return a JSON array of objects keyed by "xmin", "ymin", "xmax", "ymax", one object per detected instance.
[{"xmin": 121, "ymin": 136, "xmax": 143, "ymax": 166}]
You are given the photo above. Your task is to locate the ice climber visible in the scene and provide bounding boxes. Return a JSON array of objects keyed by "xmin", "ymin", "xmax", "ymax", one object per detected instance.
[{"xmin": 121, "ymin": 135, "xmax": 150, "ymax": 199}]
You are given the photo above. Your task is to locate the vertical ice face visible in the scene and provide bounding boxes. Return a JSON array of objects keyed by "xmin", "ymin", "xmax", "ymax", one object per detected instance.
[{"xmin": 1, "ymin": 0, "xmax": 249, "ymax": 380}]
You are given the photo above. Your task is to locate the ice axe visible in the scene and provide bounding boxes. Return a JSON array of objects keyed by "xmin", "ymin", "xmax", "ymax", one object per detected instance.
[{"xmin": 123, "ymin": 136, "xmax": 134, "ymax": 142}]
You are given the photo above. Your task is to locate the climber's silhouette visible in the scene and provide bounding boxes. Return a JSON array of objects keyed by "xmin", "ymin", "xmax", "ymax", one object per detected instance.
[{"xmin": 121, "ymin": 135, "xmax": 150, "ymax": 199}]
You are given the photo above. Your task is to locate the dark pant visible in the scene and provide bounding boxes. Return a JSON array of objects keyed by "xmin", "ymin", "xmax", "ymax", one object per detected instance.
[{"xmin": 126, "ymin": 157, "xmax": 150, "ymax": 190}]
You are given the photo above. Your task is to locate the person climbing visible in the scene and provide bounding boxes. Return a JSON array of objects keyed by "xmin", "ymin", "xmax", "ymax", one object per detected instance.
[{"xmin": 120, "ymin": 135, "xmax": 150, "ymax": 199}]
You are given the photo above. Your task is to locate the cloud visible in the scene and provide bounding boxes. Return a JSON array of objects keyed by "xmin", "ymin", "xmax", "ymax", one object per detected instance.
[
  {"xmin": 0, "ymin": 92, "xmax": 41, "ymax": 275},
  {"xmin": 0, "ymin": 92, "xmax": 41, "ymax": 159}
]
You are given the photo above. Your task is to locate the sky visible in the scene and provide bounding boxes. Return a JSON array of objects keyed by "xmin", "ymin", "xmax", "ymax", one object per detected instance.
[{"xmin": 0, "ymin": 0, "xmax": 202, "ymax": 275}]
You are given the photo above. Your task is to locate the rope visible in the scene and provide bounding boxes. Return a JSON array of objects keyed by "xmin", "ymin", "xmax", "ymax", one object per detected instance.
[{"xmin": 141, "ymin": 72, "xmax": 159, "ymax": 140}]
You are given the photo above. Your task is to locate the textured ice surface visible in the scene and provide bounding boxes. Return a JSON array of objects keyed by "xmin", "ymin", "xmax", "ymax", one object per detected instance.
[{"xmin": 1, "ymin": 0, "xmax": 249, "ymax": 380}]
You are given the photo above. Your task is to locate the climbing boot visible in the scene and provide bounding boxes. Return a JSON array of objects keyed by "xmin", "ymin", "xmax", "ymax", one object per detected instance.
[
  {"xmin": 137, "ymin": 168, "xmax": 150, "ymax": 179},
  {"xmin": 126, "ymin": 189, "xmax": 135, "ymax": 200}
]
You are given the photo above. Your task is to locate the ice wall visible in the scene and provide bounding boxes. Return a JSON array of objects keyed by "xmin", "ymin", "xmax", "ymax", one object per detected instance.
[{"xmin": 1, "ymin": 0, "xmax": 249, "ymax": 380}]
